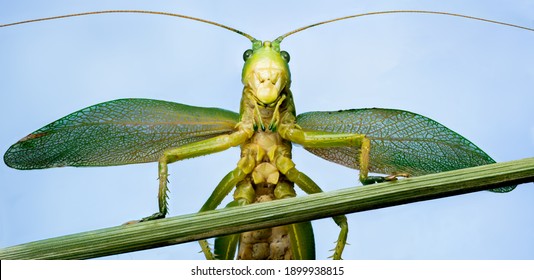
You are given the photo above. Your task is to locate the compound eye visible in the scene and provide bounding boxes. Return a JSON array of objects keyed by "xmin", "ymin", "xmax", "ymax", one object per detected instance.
[
  {"xmin": 243, "ymin": 49, "xmax": 253, "ymax": 61},
  {"xmin": 280, "ymin": 50, "xmax": 290, "ymax": 62}
]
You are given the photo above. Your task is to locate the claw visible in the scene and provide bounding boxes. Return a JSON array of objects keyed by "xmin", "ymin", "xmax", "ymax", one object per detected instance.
[
  {"xmin": 361, "ymin": 176, "xmax": 387, "ymax": 185},
  {"xmin": 122, "ymin": 212, "xmax": 165, "ymax": 225},
  {"xmin": 362, "ymin": 173, "xmax": 410, "ymax": 185},
  {"xmin": 385, "ymin": 172, "xmax": 410, "ymax": 181}
]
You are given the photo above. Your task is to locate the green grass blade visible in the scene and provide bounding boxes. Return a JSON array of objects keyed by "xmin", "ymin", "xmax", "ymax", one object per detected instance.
[{"xmin": 1, "ymin": 157, "xmax": 532, "ymax": 259}]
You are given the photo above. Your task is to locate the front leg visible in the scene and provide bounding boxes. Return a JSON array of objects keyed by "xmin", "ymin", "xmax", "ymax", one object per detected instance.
[
  {"xmin": 278, "ymin": 125, "xmax": 368, "ymax": 182},
  {"xmin": 137, "ymin": 127, "xmax": 252, "ymax": 223},
  {"xmin": 279, "ymin": 124, "xmax": 405, "ymax": 185}
]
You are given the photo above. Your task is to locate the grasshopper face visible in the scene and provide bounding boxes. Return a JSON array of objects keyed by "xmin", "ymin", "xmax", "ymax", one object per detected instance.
[{"xmin": 242, "ymin": 40, "xmax": 291, "ymax": 107}]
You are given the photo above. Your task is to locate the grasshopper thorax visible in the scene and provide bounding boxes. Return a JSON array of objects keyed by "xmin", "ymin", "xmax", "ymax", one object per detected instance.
[{"xmin": 242, "ymin": 40, "xmax": 291, "ymax": 107}]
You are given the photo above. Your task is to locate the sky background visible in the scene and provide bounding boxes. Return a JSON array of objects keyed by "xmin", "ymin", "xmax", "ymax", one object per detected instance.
[{"xmin": 1, "ymin": 0, "xmax": 533, "ymax": 260}]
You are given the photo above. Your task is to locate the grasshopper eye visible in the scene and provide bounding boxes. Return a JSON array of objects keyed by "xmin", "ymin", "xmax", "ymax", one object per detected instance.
[
  {"xmin": 243, "ymin": 49, "xmax": 253, "ymax": 61},
  {"xmin": 280, "ymin": 50, "xmax": 290, "ymax": 62}
]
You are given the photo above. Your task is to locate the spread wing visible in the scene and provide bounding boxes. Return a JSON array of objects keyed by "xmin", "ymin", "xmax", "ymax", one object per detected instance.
[
  {"xmin": 297, "ymin": 108, "xmax": 514, "ymax": 193},
  {"xmin": 4, "ymin": 98, "xmax": 239, "ymax": 169}
]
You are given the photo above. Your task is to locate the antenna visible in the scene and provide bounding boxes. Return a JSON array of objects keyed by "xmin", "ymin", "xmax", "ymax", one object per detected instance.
[
  {"xmin": 2, "ymin": 9, "xmax": 532, "ymax": 45},
  {"xmin": 275, "ymin": 10, "xmax": 534, "ymax": 42},
  {"xmin": 0, "ymin": 10, "xmax": 257, "ymax": 42}
]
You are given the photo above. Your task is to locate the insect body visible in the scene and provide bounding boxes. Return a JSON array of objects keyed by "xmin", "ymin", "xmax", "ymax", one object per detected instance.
[
  {"xmin": 143, "ymin": 39, "xmax": 355, "ymax": 259},
  {"xmin": 2, "ymin": 10, "xmax": 531, "ymax": 259}
]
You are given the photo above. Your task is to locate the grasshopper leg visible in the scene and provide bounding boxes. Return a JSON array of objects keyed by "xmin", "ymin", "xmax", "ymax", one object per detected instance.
[
  {"xmin": 210, "ymin": 180, "xmax": 257, "ymax": 260},
  {"xmin": 131, "ymin": 128, "xmax": 252, "ymax": 223},
  {"xmin": 197, "ymin": 167, "xmax": 248, "ymax": 259},
  {"xmin": 272, "ymin": 148, "xmax": 348, "ymax": 260},
  {"xmin": 280, "ymin": 125, "xmax": 407, "ymax": 186},
  {"xmin": 197, "ymin": 150, "xmax": 257, "ymax": 259},
  {"xmin": 286, "ymin": 167, "xmax": 348, "ymax": 259}
]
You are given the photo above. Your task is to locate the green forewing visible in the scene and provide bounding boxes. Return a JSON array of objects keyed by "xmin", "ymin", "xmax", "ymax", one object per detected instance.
[
  {"xmin": 297, "ymin": 108, "xmax": 515, "ymax": 193},
  {"xmin": 4, "ymin": 98, "xmax": 239, "ymax": 169},
  {"xmin": 288, "ymin": 221, "xmax": 315, "ymax": 260}
]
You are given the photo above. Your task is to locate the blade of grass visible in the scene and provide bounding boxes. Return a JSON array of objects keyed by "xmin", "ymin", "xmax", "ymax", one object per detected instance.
[{"xmin": 1, "ymin": 157, "xmax": 533, "ymax": 259}]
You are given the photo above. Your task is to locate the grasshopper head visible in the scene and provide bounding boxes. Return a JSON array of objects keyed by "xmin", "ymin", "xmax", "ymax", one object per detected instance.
[{"xmin": 242, "ymin": 40, "xmax": 291, "ymax": 107}]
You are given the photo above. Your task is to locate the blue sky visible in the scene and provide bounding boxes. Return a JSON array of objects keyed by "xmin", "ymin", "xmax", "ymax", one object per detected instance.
[{"xmin": 1, "ymin": 0, "xmax": 533, "ymax": 260}]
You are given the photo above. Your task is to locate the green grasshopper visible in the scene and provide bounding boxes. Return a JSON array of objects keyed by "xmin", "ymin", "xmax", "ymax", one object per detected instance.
[{"xmin": 1, "ymin": 9, "xmax": 532, "ymax": 259}]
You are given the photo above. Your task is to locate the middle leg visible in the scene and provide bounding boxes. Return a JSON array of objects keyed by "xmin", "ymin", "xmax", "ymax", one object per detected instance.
[{"xmin": 272, "ymin": 146, "xmax": 348, "ymax": 260}]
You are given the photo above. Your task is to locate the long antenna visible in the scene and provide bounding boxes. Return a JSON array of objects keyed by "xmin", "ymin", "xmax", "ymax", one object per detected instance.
[
  {"xmin": 0, "ymin": 10, "xmax": 257, "ymax": 42},
  {"xmin": 2, "ymin": 10, "xmax": 532, "ymax": 44},
  {"xmin": 276, "ymin": 10, "xmax": 534, "ymax": 42}
]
